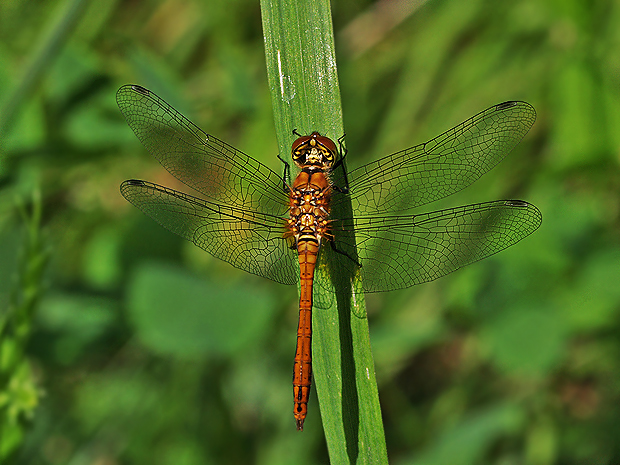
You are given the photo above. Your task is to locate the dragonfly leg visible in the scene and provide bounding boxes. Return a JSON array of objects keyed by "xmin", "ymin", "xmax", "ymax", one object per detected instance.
[
  {"xmin": 329, "ymin": 240, "xmax": 361, "ymax": 267},
  {"xmin": 336, "ymin": 133, "xmax": 347, "ymax": 150},
  {"xmin": 331, "ymin": 135, "xmax": 350, "ymax": 194},
  {"xmin": 332, "ymin": 183, "xmax": 349, "ymax": 195},
  {"xmin": 278, "ymin": 154, "xmax": 292, "ymax": 192}
]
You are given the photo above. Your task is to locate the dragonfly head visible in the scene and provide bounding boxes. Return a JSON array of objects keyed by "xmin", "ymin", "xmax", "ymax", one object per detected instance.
[{"xmin": 291, "ymin": 132, "xmax": 337, "ymax": 169}]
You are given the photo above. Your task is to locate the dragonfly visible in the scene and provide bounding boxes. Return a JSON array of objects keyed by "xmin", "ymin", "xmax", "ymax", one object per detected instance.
[{"xmin": 117, "ymin": 84, "xmax": 542, "ymax": 431}]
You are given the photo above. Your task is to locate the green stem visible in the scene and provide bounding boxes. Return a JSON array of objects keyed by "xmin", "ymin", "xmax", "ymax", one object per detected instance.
[
  {"xmin": 0, "ymin": 0, "xmax": 90, "ymax": 141},
  {"xmin": 260, "ymin": 1, "xmax": 388, "ymax": 462}
]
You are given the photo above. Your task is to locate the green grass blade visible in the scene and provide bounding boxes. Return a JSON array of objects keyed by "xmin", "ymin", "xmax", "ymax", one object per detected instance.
[
  {"xmin": 260, "ymin": 1, "xmax": 388, "ymax": 462},
  {"xmin": 0, "ymin": 0, "xmax": 90, "ymax": 140}
]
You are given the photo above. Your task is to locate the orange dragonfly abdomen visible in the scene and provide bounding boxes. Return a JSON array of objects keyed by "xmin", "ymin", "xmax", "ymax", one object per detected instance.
[{"xmin": 292, "ymin": 238, "xmax": 317, "ymax": 430}]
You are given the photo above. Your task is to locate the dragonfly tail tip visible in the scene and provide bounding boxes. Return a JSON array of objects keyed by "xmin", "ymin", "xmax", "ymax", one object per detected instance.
[{"xmin": 296, "ymin": 419, "xmax": 305, "ymax": 431}]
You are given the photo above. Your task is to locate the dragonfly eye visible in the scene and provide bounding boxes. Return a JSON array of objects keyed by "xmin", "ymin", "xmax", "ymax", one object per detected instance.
[{"xmin": 313, "ymin": 134, "xmax": 337, "ymax": 155}]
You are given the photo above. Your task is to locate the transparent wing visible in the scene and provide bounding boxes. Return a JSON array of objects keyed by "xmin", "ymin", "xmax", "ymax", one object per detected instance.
[
  {"xmin": 117, "ymin": 85, "xmax": 288, "ymax": 214},
  {"xmin": 121, "ymin": 180, "xmax": 298, "ymax": 285},
  {"xmin": 326, "ymin": 200, "xmax": 542, "ymax": 293},
  {"xmin": 342, "ymin": 101, "xmax": 536, "ymax": 215}
]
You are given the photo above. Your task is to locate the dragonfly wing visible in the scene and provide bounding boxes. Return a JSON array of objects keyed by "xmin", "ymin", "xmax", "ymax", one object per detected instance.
[
  {"xmin": 121, "ymin": 180, "xmax": 298, "ymax": 285},
  {"xmin": 117, "ymin": 85, "xmax": 288, "ymax": 214},
  {"xmin": 330, "ymin": 200, "xmax": 541, "ymax": 293},
  {"xmin": 345, "ymin": 102, "xmax": 536, "ymax": 215}
]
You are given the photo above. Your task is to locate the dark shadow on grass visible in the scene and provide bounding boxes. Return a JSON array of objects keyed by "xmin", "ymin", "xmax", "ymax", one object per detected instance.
[
  {"xmin": 328, "ymin": 161, "xmax": 362, "ymax": 462},
  {"xmin": 334, "ymin": 273, "xmax": 359, "ymax": 462}
]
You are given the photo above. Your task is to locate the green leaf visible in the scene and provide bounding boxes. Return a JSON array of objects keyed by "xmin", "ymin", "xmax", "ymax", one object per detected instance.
[
  {"xmin": 128, "ymin": 263, "xmax": 277, "ymax": 358},
  {"xmin": 481, "ymin": 304, "xmax": 566, "ymax": 376},
  {"xmin": 260, "ymin": 0, "xmax": 388, "ymax": 462},
  {"xmin": 403, "ymin": 403, "xmax": 525, "ymax": 465}
]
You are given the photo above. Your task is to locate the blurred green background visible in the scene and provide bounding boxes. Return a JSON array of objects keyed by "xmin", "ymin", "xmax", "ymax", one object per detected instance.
[{"xmin": 1, "ymin": 0, "xmax": 619, "ymax": 463}]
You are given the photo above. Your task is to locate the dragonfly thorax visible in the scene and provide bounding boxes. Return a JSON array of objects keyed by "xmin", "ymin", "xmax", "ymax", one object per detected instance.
[{"xmin": 291, "ymin": 132, "xmax": 337, "ymax": 170}]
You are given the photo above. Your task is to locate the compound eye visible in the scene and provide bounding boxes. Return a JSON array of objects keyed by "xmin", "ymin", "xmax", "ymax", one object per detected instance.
[
  {"xmin": 315, "ymin": 135, "xmax": 337, "ymax": 155},
  {"xmin": 291, "ymin": 135, "xmax": 311, "ymax": 153}
]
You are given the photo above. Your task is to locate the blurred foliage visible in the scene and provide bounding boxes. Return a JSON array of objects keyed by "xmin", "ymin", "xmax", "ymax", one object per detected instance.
[
  {"xmin": 0, "ymin": 193, "xmax": 48, "ymax": 461},
  {"xmin": 0, "ymin": 0, "xmax": 619, "ymax": 463}
]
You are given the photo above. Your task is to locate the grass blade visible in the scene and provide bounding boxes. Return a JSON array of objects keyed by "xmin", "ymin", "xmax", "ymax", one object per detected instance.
[{"xmin": 260, "ymin": 1, "xmax": 388, "ymax": 462}]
